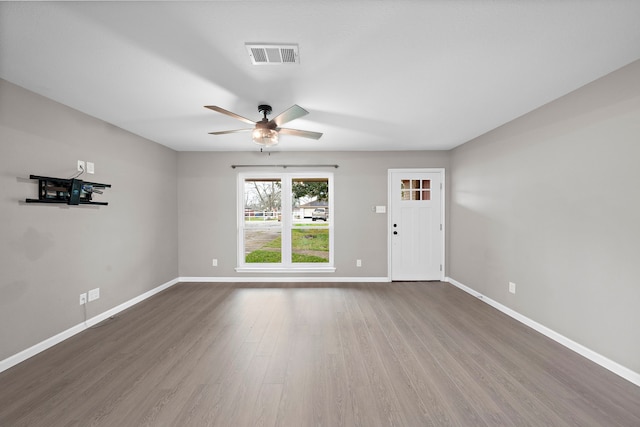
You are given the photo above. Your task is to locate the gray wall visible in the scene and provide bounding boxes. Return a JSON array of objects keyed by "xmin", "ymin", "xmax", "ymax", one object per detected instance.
[
  {"xmin": 178, "ymin": 151, "xmax": 450, "ymax": 278},
  {"xmin": 0, "ymin": 79, "xmax": 179, "ymax": 361},
  {"xmin": 449, "ymin": 60, "xmax": 640, "ymax": 372}
]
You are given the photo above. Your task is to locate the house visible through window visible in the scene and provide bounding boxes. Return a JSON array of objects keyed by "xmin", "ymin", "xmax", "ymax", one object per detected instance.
[{"xmin": 237, "ymin": 172, "xmax": 334, "ymax": 272}]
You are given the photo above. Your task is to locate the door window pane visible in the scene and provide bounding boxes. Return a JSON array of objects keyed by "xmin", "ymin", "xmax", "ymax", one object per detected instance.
[
  {"xmin": 421, "ymin": 179, "xmax": 431, "ymax": 200},
  {"xmin": 400, "ymin": 179, "xmax": 431, "ymax": 201}
]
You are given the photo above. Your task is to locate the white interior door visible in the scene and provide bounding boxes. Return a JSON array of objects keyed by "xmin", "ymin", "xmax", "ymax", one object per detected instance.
[{"xmin": 389, "ymin": 169, "xmax": 443, "ymax": 281}]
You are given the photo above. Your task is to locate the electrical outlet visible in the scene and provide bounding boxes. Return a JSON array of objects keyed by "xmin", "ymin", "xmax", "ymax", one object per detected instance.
[
  {"xmin": 509, "ymin": 282, "xmax": 516, "ymax": 294},
  {"xmin": 356, "ymin": 259, "xmax": 362, "ymax": 267},
  {"xmin": 88, "ymin": 288, "xmax": 100, "ymax": 302},
  {"xmin": 212, "ymin": 258, "xmax": 218, "ymax": 267},
  {"xmin": 79, "ymin": 293, "xmax": 87, "ymax": 305},
  {"xmin": 77, "ymin": 160, "xmax": 85, "ymax": 172}
]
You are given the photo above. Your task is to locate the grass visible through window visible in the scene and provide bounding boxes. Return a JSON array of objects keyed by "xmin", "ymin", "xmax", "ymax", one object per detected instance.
[{"xmin": 246, "ymin": 228, "xmax": 329, "ymax": 263}]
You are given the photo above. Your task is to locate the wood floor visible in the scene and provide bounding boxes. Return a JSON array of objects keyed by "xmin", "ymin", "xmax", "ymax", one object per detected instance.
[{"xmin": 1, "ymin": 282, "xmax": 639, "ymax": 426}]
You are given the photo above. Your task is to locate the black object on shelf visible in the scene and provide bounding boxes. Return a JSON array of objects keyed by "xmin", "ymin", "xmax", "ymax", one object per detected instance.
[{"xmin": 26, "ymin": 175, "xmax": 111, "ymax": 206}]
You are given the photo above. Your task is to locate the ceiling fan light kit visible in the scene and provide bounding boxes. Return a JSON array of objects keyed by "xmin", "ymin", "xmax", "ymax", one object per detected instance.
[
  {"xmin": 205, "ymin": 103, "xmax": 322, "ymax": 148},
  {"xmin": 252, "ymin": 128, "xmax": 279, "ymax": 146}
]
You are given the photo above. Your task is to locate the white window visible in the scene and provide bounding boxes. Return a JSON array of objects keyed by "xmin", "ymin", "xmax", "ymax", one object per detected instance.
[{"xmin": 236, "ymin": 172, "xmax": 334, "ymax": 273}]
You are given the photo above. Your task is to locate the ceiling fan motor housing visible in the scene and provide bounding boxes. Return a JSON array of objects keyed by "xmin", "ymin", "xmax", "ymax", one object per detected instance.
[
  {"xmin": 256, "ymin": 105, "xmax": 278, "ymax": 130},
  {"xmin": 258, "ymin": 104, "xmax": 272, "ymax": 117}
]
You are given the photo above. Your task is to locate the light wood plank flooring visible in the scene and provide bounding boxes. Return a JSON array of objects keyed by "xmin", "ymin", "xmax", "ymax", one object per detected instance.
[{"xmin": 1, "ymin": 282, "xmax": 639, "ymax": 426}]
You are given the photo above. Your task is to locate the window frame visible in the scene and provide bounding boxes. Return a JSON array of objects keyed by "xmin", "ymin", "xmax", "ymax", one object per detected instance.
[{"xmin": 235, "ymin": 171, "xmax": 335, "ymax": 273}]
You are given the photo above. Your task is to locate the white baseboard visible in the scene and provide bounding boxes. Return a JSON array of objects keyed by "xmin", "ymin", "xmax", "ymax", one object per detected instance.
[
  {"xmin": 178, "ymin": 276, "xmax": 390, "ymax": 283},
  {"xmin": 445, "ymin": 277, "xmax": 640, "ymax": 388},
  {"xmin": 0, "ymin": 277, "xmax": 180, "ymax": 374}
]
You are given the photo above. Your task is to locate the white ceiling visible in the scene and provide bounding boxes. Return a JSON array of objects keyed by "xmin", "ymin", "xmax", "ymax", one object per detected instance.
[{"xmin": 2, "ymin": 1, "xmax": 639, "ymax": 152}]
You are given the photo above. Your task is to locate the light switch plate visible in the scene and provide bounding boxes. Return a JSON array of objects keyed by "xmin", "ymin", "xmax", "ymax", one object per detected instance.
[
  {"xmin": 86, "ymin": 162, "xmax": 95, "ymax": 174},
  {"xmin": 375, "ymin": 205, "xmax": 386, "ymax": 213}
]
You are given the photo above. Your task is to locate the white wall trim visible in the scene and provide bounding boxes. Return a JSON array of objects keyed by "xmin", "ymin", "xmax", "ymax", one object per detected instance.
[
  {"xmin": 445, "ymin": 277, "xmax": 640, "ymax": 388},
  {"xmin": 178, "ymin": 276, "xmax": 390, "ymax": 283},
  {"xmin": 0, "ymin": 277, "xmax": 180, "ymax": 374},
  {"xmin": 237, "ymin": 171, "xmax": 335, "ymax": 271}
]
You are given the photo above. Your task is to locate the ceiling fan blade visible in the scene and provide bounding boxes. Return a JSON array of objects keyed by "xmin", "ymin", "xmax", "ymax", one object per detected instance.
[
  {"xmin": 278, "ymin": 128, "xmax": 323, "ymax": 140},
  {"xmin": 271, "ymin": 104, "xmax": 309, "ymax": 127},
  {"xmin": 208, "ymin": 128, "xmax": 253, "ymax": 135},
  {"xmin": 205, "ymin": 106, "xmax": 256, "ymax": 125}
]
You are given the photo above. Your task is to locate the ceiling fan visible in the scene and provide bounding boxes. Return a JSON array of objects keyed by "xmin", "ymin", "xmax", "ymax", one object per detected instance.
[{"xmin": 205, "ymin": 104, "xmax": 322, "ymax": 147}]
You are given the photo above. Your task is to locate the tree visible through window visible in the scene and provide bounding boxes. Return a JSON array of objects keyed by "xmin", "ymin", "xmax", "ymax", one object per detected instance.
[{"xmin": 239, "ymin": 173, "xmax": 333, "ymax": 270}]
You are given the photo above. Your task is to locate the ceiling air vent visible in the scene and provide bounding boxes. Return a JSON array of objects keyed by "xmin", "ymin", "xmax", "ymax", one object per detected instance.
[{"xmin": 245, "ymin": 43, "xmax": 299, "ymax": 65}]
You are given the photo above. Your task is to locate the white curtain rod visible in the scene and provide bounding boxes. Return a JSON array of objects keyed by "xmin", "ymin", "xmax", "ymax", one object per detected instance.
[{"xmin": 230, "ymin": 164, "xmax": 339, "ymax": 169}]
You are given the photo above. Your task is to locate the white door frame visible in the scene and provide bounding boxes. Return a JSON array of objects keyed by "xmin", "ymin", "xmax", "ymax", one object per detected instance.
[{"xmin": 387, "ymin": 168, "xmax": 445, "ymax": 281}]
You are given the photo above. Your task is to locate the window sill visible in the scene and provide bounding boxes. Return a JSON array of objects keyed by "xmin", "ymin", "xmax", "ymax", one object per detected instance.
[{"xmin": 235, "ymin": 266, "xmax": 336, "ymax": 274}]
